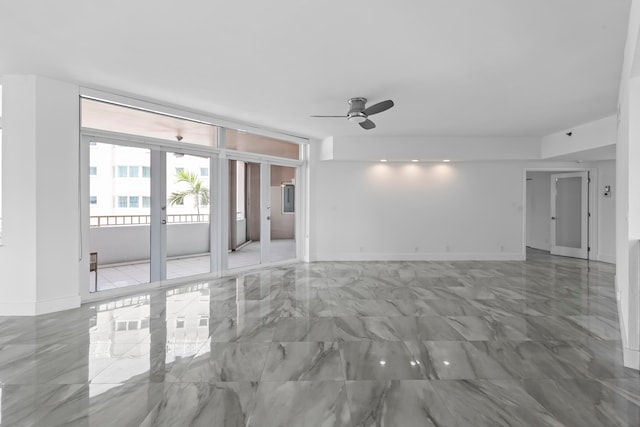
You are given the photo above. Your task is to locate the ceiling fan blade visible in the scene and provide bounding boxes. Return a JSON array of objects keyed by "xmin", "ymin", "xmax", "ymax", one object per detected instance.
[
  {"xmin": 363, "ymin": 100, "xmax": 394, "ymax": 116},
  {"xmin": 360, "ymin": 119, "xmax": 376, "ymax": 130},
  {"xmin": 310, "ymin": 115, "xmax": 347, "ymax": 118}
]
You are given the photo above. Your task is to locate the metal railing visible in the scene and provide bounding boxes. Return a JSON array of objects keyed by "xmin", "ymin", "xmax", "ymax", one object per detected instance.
[{"xmin": 90, "ymin": 214, "xmax": 209, "ymax": 227}]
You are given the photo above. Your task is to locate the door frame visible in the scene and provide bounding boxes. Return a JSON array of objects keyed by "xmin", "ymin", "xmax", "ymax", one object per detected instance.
[
  {"xmin": 80, "ymin": 128, "xmax": 307, "ymax": 300},
  {"xmin": 80, "ymin": 132, "xmax": 220, "ymax": 299},
  {"xmin": 550, "ymin": 171, "xmax": 590, "ymax": 259},
  {"xmin": 225, "ymin": 153, "xmax": 302, "ymax": 273},
  {"xmin": 522, "ymin": 167, "xmax": 598, "ymax": 260}
]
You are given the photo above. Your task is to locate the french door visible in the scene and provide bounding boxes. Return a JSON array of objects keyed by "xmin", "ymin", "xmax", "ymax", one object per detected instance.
[
  {"xmin": 85, "ymin": 136, "xmax": 216, "ymax": 292},
  {"xmin": 85, "ymin": 135, "xmax": 300, "ymax": 292}
]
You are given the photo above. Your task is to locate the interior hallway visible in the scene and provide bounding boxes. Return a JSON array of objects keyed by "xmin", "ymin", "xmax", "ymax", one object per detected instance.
[{"xmin": 1, "ymin": 249, "xmax": 638, "ymax": 426}]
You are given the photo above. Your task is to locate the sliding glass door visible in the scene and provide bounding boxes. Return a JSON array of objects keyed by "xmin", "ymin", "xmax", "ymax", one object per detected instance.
[
  {"xmin": 269, "ymin": 165, "xmax": 296, "ymax": 262},
  {"xmin": 228, "ymin": 160, "xmax": 262, "ymax": 269},
  {"xmin": 226, "ymin": 160, "xmax": 297, "ymax": 270},
  {"xmin": 86, "ymin": 138, "xmax": 301, "ymax": 292}
]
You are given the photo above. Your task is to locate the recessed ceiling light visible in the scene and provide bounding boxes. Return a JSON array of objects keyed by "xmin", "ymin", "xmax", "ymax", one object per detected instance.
[
  {"xmin": 411, "ymin": 159, "xmax": 419, "ymax": 163},
  {"xmin": 380, "ymin": 159, "xmax": 387, "ymax": 162},
  {"xmin": 443, "ymin": 159, "xmax": 451, "ymax": 163}
]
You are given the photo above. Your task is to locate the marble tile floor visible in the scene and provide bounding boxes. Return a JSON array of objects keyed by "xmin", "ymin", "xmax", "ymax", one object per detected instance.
[{"xmin": 2, "ymin": 249, "xmax": 639, "ymax": 426}]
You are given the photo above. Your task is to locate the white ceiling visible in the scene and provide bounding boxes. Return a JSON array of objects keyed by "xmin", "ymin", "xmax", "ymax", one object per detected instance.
[{"xmin": 0, "ymin": 0, "xmax": 630, "ymax": 140}]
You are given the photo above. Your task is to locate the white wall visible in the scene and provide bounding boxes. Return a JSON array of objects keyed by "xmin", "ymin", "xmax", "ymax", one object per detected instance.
[
  {"xmin": 311, "ymin": 157, "xmax": 527, "ymax": 261},
  {"xmin": 310, "ymin": 151, "xmax": 615, "ymax": 263},
  {"xmin": 326, "ymin": 135, "xmax": 541, "ymax": 162},
  {"xmin": 597, "ymin": 160, "xmax": 616, "ymax": 263},
  {"xmin": 526, "ymin": 171, "xmax": 552, "ymax": 251},
  {"xmin": 616, "ymin": 0, "xmax": 640, "ymax": 369},
  {"xmin": 0, "ymin": 75, "xmax": 81, "ymax": 315},
  {"xmin": 270, "ymin": 186, "xmax": 295, "ymax": 239}
]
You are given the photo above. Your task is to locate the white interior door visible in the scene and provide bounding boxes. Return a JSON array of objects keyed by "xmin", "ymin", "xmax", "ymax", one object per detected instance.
[{"xmin": 550, "ymin": 171, "xmax": 589, "ymax": 259}]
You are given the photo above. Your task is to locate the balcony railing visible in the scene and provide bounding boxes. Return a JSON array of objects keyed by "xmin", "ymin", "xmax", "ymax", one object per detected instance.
[{"xmin": 90, "ymin": 214, "xmax": 209, "ymax": 227}]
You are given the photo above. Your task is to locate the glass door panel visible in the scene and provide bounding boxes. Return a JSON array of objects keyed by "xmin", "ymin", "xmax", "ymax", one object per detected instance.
[
  {"xmin": 550, "ymin": 171, "xmax": 589, "ymax": 259},
  {"xmin": 89, "ymin": 142, "xmax": 151, "ymax": 291},
  {"xmin": 269, "ymin": 165, "xmax": 296, "ymax": 262},
  {"xmin": 228, "ymin": 160, "xmax": 262, "ymax": 269},
  {"xmin": 166, "ymin": 152, "xmax": 212, "ymax": 279}
]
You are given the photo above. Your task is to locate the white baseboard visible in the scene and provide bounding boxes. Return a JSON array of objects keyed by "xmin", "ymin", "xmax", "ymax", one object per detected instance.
[
  {"xmin": 312, "ymin": 252, "xmax": 525, "ymax": 262},
  {"xmin": 597, "ymin": 253, "xmax": 616, "ymax": 264},
  {"xmin": 527, "ymin": 243, "xmax": 551, "ymax": 251},
  {"xmin": 0, "ymin": 294, "xmax": 81, "ymax": 316}
]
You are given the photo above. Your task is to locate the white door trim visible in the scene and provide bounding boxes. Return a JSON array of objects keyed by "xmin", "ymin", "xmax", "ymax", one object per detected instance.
[{"xmin": 550, "ymin": 171, "xmax": 589, "ymax": 259}]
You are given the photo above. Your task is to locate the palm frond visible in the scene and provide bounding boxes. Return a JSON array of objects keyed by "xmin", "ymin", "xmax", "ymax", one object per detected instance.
[
  {"xmin": 168, "ymin": 191, "xmax": 188, "ymax": 206},
  {"xmin": 168, "ymin": 169, "xmax": 210, "ymax": 212}
]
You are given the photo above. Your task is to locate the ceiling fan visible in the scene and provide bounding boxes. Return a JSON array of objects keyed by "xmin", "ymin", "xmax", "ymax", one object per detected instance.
[{"xmin": 311, "ymin": 97, "xmax": 394, "ymax": 130}]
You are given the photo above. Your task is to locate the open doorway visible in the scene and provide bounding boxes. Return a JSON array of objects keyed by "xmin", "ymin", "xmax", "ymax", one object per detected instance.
[{"xmin": 525, "ymin": 169, "xmax": 594, "ymax": 260}]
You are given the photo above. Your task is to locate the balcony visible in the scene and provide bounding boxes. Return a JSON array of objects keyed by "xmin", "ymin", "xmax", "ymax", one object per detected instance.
[{"xmin": 89, "ymin": 215, "xmax": 295, "ymax": 291}]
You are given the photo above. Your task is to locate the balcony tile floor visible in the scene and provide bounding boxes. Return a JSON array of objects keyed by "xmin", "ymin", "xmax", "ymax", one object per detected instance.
[
  {"xmin": 94, "ymin": 239, "xmax": 296, "ymax": 291},
  {"xmin": 1, "ymin": 249, "xmax": 639, "ymax": 426}
]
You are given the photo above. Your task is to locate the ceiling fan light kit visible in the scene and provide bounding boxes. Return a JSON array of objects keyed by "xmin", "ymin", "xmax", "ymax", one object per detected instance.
[
  {"xmin": 312, "ymin": 97, "xmax": 394, "ymax": 130},
  {"xmin": 348, "ymin": 114, "xmax": 367, "ymax": 124}
]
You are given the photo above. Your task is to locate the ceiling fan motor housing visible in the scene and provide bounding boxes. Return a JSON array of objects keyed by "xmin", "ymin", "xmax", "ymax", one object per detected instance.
[{"xmin": 347, "ymin": 97, "xmax": 368, "ymax": 123}]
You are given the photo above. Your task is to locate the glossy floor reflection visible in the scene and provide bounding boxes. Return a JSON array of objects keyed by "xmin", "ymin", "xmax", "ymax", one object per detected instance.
[{"xmin": 1, "ymin": 249, "xmax": 639, "ymax": 426}]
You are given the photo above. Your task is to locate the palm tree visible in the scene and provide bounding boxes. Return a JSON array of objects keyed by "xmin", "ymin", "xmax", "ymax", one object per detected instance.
[{"xmin": 168, "ymin": 169, "xmax": 210, "ymax": 215}]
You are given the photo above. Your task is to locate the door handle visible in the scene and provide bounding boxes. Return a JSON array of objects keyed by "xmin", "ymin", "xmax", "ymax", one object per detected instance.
[{"xmin": 161, "ymin": 219, "xmax": 167, "ymax": 225}]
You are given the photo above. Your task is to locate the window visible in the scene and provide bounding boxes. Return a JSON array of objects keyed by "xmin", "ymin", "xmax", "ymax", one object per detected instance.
[
  {"xmin": 117, "ymin": 196, "xmax": 127, "ymax": 208},
  {"xmin": 89, "ymin": 166, "xmax": 97, "ymax": 175},
  {"xmin": 198, "ymin": 316, "xmax": 209, "ymax": 327},
  {"xmin": 225, "ymin": 128, "xmax": 301, "ymax": 160},
  {"xmin": 142, "ymin": 196, "xmax": 151, "ymax": 208},
  {"xmin": 127, "ymin": 320, "xmax": 139, "ymax": 330},
  {"xmin": 129, "ymin": 166, "xmax": 139, "ymax": 177},
  {"xmin": 200, "ymin": 167, "xmax": 209, "ymax": 177},
  {"xmin": 142, "ymin": 166, "xmax": 151, "ymax": 178},
  {"xmin": 89, "ymin": 196, "xmax": 97, "ymax": 205},
  {"xmin": 117, "ymin": 166, "xmax": 128, "ymax": 177},
  {"xmin": 116, "ymin": 320, "xmax": 143, "ymax": 331},
  {"xmin": 176, "ymin": 317, "xmax": 185, "ymax": 328},
  {"xmin": 129, "ymin": 196, "xmax": 139, "ymax": 208}
]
